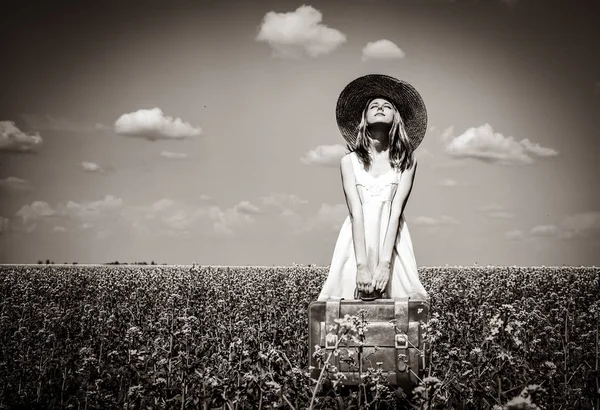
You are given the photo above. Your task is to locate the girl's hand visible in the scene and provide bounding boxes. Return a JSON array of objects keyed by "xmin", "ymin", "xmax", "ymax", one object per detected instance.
[
  {"xmin": 356, "ymin": 264, "xmax": 374, "ymax": 293},
  {"xmin": 372, "ymin": 261, "xmax": 391, "ymax": 292}
]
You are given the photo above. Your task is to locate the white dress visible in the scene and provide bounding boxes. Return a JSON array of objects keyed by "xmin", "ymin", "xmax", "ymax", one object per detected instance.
[{"xmin": 317, "ymin": 152, "xmax": 430, "ymax": 301}]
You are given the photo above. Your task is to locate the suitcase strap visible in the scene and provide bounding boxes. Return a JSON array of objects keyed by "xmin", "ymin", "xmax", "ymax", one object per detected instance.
[
  {"xmin": 325, "ymin": 300, "xmax": 341, "ymax": 349},
  {"xmin": 394, "ymin": 298, "xmax": 410, "ymax": 373}
]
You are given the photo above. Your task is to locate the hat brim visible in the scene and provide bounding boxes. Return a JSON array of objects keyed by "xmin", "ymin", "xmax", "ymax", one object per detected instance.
[{"xmin": 336, "ymin": 74, "xmax": 427, "ymax": 150}]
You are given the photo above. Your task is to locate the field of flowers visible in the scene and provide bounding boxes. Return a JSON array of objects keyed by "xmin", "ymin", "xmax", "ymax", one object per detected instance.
[{"xmin": 0, "ymin": 264, "xmax": 598, "ymax": 409}]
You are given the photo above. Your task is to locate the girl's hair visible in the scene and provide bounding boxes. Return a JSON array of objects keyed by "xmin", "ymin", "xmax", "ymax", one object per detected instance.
[{"xmin": 345, "ymin": 97, "xmax": 415, "ymax": 172}]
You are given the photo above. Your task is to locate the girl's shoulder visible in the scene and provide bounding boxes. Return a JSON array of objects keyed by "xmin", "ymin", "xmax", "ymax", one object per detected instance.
[
  {"xmin": 341, "ymin": 151, "xmax": 357, "ymax": 164},
  {"xmin": 340, "ymin": 152, "xmax": 359, "ymax": 175}
]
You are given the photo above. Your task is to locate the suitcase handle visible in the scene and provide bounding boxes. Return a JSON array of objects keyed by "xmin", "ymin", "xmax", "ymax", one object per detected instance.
[{"xmin": 354, "ymin": 287, "xmax": 387, "ymax": 301}]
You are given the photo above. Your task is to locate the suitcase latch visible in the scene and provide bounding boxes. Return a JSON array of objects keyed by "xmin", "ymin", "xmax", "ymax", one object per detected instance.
[
  {"xmin": 395, "ymin": 333, "xmax": 408, "ymax": 349},
  {"xmin": 325, "ymin": 333, "xmax": 337, "ymax": 349}
]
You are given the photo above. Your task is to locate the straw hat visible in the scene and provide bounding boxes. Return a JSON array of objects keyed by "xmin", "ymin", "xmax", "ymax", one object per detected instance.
[{"xmin": 335, "ymin": 74, "xmax": 427, "ymax": 150}]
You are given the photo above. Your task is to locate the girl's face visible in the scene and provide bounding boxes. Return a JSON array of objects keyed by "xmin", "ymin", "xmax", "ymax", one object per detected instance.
[{"xmin": 365, "ymin": 98, "xmax": 395, "ymax": 126}]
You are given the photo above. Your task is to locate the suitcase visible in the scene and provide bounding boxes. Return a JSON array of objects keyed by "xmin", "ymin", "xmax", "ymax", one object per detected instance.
[{"xmin": 308, "ymin": 292, "xmax": 430, "ymax": 395}]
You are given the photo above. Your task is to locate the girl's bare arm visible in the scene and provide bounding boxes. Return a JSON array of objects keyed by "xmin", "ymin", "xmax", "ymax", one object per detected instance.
[
  {"xmin": 340, "ymin": 155, "xmax": 368, "ymax": 268},
  {"xmin": 379, "ymin": 159, "xmax": 418, "ymax": 266}
]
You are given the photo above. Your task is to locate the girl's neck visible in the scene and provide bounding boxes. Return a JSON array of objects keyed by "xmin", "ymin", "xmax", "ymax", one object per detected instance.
[{"xmin": 369, "ymin": 131, "xmax": 390, "ymax": 155}]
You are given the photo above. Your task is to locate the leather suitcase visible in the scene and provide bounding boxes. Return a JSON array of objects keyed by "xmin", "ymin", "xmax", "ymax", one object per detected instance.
[{"xmin": 308, "ymin": 295, "xmax": 430, "ymax": 394}]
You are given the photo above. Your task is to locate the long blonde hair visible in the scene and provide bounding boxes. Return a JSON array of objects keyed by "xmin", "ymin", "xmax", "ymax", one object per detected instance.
[{"xmin": 345, "ymin": 97, "xmax": 415, "ymax": 172}]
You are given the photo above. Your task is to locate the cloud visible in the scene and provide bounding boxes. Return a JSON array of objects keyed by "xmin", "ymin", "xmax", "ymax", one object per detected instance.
[
  {"xmin": 256, "ymin": 5, "xmax": 347, "ymax": 59},
  {"xmin": 525, "ymin": 211, "xmax": 600, "ymax": 241},
  {"xmin": 423, "ymin": 126, "xmax": 467, "ymax": 169},
  {"xmin": 0, "ymin": 121, "xmax": 43, "ymax": 153},
  {"xmin": 361, "ymin": 39, "xmax": 405, "ymax": 62},
  {"xmin": 7, "ymin": 194, "xmax": 269, "ymax": 239},
  {"xmin": 21, "ymin": 114, "xmax": 109, "ymax": 134},
  {"xmin": 294, "ymin": 203, "xmax": 348, "ymax": 234},
  {"xmin": 486, "ymin": 211, "xmax": 515, "ymax": 219},
  {"xmin": 477, "ymin": 203, "xmax": 503, "ymax": 212},
  {"xmin": 161, "ymin": 151, "xmax": 189, "ymax": 159},
  {"xmin": 413, "ymin": 215, "xmax": 460, "ymax": 226},
  {"xmin": 0, "ymin": 176, "xmax": 33, "ymax": 192},
  {"xmin": 94, "ymin": 123, "xmax": 112, "ymax": 132},
  {"xmin": 438, "ymin": 179, "xmax": 458, "ymax": 187},
  {"xmin": 123, "ymin": 198, "xmax": 258, "ymax": 238},
  {"xmin": 505, "ymin": 229, "xmax": 523, "ymax": 241},
  {"xmin": 15, "ymin": 201, "xmax": 57, "ymax": 224},
  {"xmin": 477, "ymin": 203, "xmax": 515, "ymax": 219},
  {"xmin": 211, "ymin": 205, "xmax": 258, "ymax": 237},
  {"xmin": 415, "ymin": 148, "xmax": 435, "ymax": 163},
  {"xmin": 10, "ymin": 196, "xmax": 125, "ymax": 235},
  {"xmin": 436, "ymin": 178, "xmax": 471, "ymax": 188},
  {"xmin": 443, "ymin": 123, "xmax": 558, "ymax": 165},
  {"xmin": 530, "ymin": 224, "xmax": 558, "ymax": 237},
  {"xmin": 559, "ymin": 211, "xmax": 600, "ymax": 239},
  {"xmin": 301, "ymin": 144, "xmax": 347, "ymax": 166},
  {"xmin": 12, "ymin": 196, "xmax": 124, "ymax": 234},
  {"xmin": 440, "ymin": 125, "xmax": 454, "ymax": 141},
  {"xmin": 81, "ymin": 161, "xmax": 104, "ymax": 173},
  {"xmin": 258, "ymin": 193, "xmax": 309, "ymax": 215},
  {"xmin": 281, "ymin": 208, "xmax": 298, "ymax": 217},
  {"xmin": 60, "ymin": 195, "xmax": 124, "ymax": 220},
  {"xmin": 235, "ymin": 201, "xmax": 262, "ymax": 215},
  {"xmin": 114, "ymin": 108, "xmax": 202, "ymax": 141}
]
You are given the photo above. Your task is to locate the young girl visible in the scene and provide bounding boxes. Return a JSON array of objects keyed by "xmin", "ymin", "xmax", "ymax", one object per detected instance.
[{"xmin": 317, "ymin": 74, "xmax": 430, "ymax": 301}]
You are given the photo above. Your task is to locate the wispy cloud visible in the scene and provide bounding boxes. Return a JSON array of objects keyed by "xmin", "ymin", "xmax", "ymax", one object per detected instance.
[
  {"xmin": 526, "ymin": 211, "xmax": 600, "ymax": 241},
  {"xmin": 81, "ymin": 161, "xmax": 105, "ymax": 173},
  {"xmin": 12, "ymin": 195, "xmax": 123, "ymax": 236},
  {"xmin": 477, "ymin": 202, "xmax": 516, "ymax": 219},
  {"xmin": 235, "ymin": 201, "xmax": 262, "ymax": 215},
  {"xmin": 415, "ymin": 147, "xmax": 435, "ymax": 163},
  {"xmin": 14, "ymin": 201, "xmax": 59, "ymax": 228},
  {"xmin": 0, "ymin": 176, "xmax": 33, "ymax": 192},
  {"xmin": 293, "ymin": 203, "xmax": 347, "ymax": 234},
  {"xmin": 505, "ymin": 229, "xmax": 523, "ymax": 241},
  {"xmin": 256, "ymin": 5, "xmax": 347, "ymax": 59},
  {"xmin": 21, "ymin": 114, "xmax": 110, "ymax": 134},
  {"xmin": 161, "ymin": 151, "xmax": 189, "ymax": 159},
  {"xmin": 423, "ymin": 126, "xmax": 467, "ymax": 168},
  {"xmin": 437, "ymin": 178, "xmax": 469, "ymax": 187},
  {"xmin": 10, "ymin": 195, "xmax": 260, "ymax": 239},
  {"xmin": 443, "ymin": 123, "xmax": 558, "ymax": 165},
  {"xmin": 530, "ymin": 224, "xmax": 559, "ymax": 237},
  {"xmin": 560, "ymin": 211, "xmax": 600, "ymax": 239},
  {"xmin": 361, "ymin": 39, "xmax": 405, "ymax": 61},
  {"xmin": 258, "ymin": 193, "xmax": 309, "ymax": 215},
  {"xmin": 128, "ymin": 199, "xmax": 260, "ymax": 238},
  {"xmin": 52, "ymin": 226, "xmax": 67, "ymax": 234},
  {"xmin": 301, "ymin": 144, "xmax": 347, "ymax": 167},
  {"xmin": 0, "ymin": 121, "xmax": 43, "ymax": 153},
  {"xmin": 438, "ymin": 179, "xmax": 457, "ymax": 187},
  {"xmin": 94, "ymin": 123, "xmax": 112, "ymax": 132},
  {"xmin": 114, "ymin": 108, "xmax": 202, "ymax": 141},
  {"xmin": 413, "ymin": 215, "xmax": 460, "ymax": 226}
]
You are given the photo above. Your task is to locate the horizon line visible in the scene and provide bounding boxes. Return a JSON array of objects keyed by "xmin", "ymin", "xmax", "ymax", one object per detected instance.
[{"xmin": 0, "ymin": 263, "xmax": 597, "ymax": 269}]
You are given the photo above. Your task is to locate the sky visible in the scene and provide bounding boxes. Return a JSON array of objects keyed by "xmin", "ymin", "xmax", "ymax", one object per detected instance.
[{"xmin": 0, "ymin": 0, "xmax": 599, "ymax": 266}]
